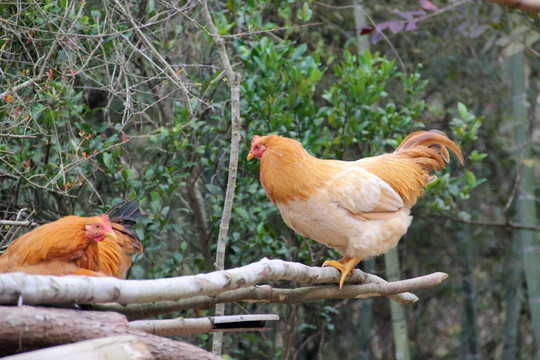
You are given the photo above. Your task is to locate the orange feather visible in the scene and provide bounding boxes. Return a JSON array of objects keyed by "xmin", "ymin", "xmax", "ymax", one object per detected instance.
[
  {"xmin": 0, "ymin": 216, "xmax": 112, "ymax": 276},
  {"xmin": 98, "ymin": 199, "xmax": 143, "ymax": 278}
]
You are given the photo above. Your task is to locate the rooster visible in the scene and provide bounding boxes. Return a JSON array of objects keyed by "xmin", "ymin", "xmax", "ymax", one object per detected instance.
[
  {"xmin": 99, "ymin": 199, "xmax": 143, "ymax": 278},
  {"xmin": 0, "ymin": 214, "xmax": 117, "ymax": 276},
  {"xmin": 247, "ymin": 130, "xmax": 464, "ymax": 288}
]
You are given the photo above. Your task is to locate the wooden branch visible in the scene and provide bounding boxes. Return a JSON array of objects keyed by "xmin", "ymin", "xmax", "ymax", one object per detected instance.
[
  {"xmin": 2, "ymin": 336, "xmax": 153, "ymax": 360},
  {"xmin": 0, "ymin": 134, "xmax": 37, "ymax": 139},
  {"xmin": 0, "ymin": 73, "xmax": 48, "ymax": 100},
  {"xmin": 0, "ymin": 259, "xmax": 429, "ymax": 306},
  {"xmin": 0, "ymin": 219, "xmax": 38, "ymax": 227},
  {"xmin": 0, "ymin": 306, "xmax": 223, "ymax": 359},
  {"xmin": 93, "ymin": 272, "xmax": 440, "ymax": 320},
  {"xmin": 484, "ymin": 0, "xmax": 540, "ymax": 12},
  {"xmin": 130, "ymin": 317, "xmax": 214, "ymax": 336}
]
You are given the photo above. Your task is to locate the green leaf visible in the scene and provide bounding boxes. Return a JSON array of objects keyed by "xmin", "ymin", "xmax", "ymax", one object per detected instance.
[
  {"xmin": 457, "ymin": 102, "xmax": 468, "ymax": 119},
  {"xmin": 103, "ymin": 152, "xmax": 113, "ymax": 169},
  {"xmin": 465, "ymin": 170, "xmax": 476, "ymax": 185},
  {"xmin": 291, "ymin": 44, "xmax": 307, "ymax": 61}
]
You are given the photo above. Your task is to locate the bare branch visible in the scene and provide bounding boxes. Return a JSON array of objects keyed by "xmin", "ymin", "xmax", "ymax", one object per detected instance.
[
  {"xmin": 444, "ymin": 213, "xmax": 540, "ymax": 231},
  {"xmin": 503, "ymin": 146, "xmax": 526, "ymax": 214},
  {"xmin": 0, "ymin": 219, "xmax": 37, "ymax": 227},
  {"xmin": 93, "ymin": 272, "xmax": 447, "ymax": 321},
  {"xmin": 112, "ymin": 0, "xmax": 193, "ymax": 111},
  {"xmin": 0, "ymin": 134, "xmax": 37, "ymax": 139},
  {"xmin": 219, "ymin": 23, "xmax": 323, "ymax": 39},
  {"xmin": 0, "ymin": 73, "xmax": 48, "ymax": 100},
  {"xmin": 0, "ymin": 258, "xmax": 445, "ymax": 307}
]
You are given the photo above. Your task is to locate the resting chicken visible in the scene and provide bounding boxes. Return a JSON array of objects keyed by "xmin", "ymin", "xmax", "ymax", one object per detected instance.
[
  {"xmin": 247, "ymin": 130, "xmax": 464, "ymax": 288},
  {"xmin": 0, "ymin": 199, "xmax": 142, "ymax": 278}
]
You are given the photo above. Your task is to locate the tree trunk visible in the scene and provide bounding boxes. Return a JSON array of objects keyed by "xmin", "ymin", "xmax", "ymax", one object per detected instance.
[
  {"xmin": 502, "ymin": 236, "xmax": 523, "ymax": 360},
  {"xmin": 457, "ymin": 227, "xmax": 482, "ymax": 360},
  {"xmin": 509, "ymin": 50, "xmax": 540, "ymax": 360},
  {"xmin": 384, "ymin": 248, "xmax": 411, "ymax": 360},
  {"xmin": 0, "ymin": 305, "xmax": 223, "ymax": 360}
]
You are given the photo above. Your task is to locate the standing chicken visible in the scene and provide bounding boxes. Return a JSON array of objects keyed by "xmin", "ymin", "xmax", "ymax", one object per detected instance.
[
  {"xmin": 247, "ymin": 130, "xmax": 464, "ymax": 288},
  {"xmin": 99, "ymin": 199, "xmax": 143, "ymax": 278},
  {"xmin": 0, "ymin": 214, "xmax": 117, "ymax": 276}
]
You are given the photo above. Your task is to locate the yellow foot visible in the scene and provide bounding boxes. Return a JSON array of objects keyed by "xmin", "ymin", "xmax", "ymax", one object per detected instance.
[{"xmin": 323, "ymin": 256, "xmax": 361, "ymax": 289}]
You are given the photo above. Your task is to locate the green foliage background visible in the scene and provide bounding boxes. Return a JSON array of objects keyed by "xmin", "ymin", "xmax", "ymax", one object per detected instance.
[{"xmin": 1, "ymin": 1, "xmax": 538, "ymax": 359}]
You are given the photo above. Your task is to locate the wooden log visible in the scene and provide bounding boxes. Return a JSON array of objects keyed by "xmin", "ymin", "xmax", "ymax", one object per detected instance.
[
  {"xmin": 0, "ymin": 305, "xmax": 223, "ymax": 360},
  {"xmin": 130, "ymin": 317, "xmax": 213, "ymax": 336},
  {"xmin": 2, "ymin": 336, "xmax": 152, "ymax": 360},
  {"xmin": 129, "ymin": 314, "xmax": 280, "ymax": 336}
]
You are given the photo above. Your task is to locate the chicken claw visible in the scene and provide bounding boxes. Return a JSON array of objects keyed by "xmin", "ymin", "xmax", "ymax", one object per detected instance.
[{"xmin": 322, "ymin": 256, "xmax": 361, "ymax": 289}]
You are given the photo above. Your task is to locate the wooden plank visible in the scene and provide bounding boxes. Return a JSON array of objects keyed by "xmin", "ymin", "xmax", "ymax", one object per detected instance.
[
  {"xmin": 211, "ymin": 314, "xmax": 280, "ymax": 332},
  {"xmin": 210, "ymin": 314, "xmax": 279, "ymax": 324}
]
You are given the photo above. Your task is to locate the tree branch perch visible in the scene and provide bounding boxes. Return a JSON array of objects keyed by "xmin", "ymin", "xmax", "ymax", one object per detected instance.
[{"xmin": 0, "ymin": 259, "xmax": 446, "ymax": 308}]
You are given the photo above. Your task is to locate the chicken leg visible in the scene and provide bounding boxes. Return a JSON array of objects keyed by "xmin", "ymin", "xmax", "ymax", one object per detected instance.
[{"xmin": 322, "ymin": 256, "xmax": 361, "ymax": 288}]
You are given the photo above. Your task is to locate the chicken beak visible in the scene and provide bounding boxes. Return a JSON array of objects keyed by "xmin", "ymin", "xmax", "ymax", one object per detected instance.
[
  {"xmin": 247, "ymin": 152, "xmax": 254, "ymax": 161},
  {"xmin": 104, "ymin": 229, "xmax": 117, "ymax": 240}
]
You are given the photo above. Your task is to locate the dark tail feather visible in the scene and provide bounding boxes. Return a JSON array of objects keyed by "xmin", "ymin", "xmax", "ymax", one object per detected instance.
[
  {"xmin": 107, "ymin": 199, "xmax": 141, "ymax": 226},
  {"xmin": 107, "ymin": 199, "xmax": 143, "ymax": 253}
]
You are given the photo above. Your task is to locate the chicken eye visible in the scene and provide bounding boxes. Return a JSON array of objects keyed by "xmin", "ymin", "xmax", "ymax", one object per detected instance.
[
  {"xmin": 95, "ymin": 224, "xmax": 101, "ymax": 229},
  {"xmin": 255, "ymin": 145, "xmax": 260, "ymax": 150}
]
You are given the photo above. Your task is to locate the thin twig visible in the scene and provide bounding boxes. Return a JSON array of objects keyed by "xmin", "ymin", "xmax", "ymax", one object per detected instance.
[
  {"xmin": 113, "ymin": 0, "xmax": 193, "ymax": 112},
  {"xmin": 0, "ymin": 134, "xmax": 37, "ymax": 139},
  {"xmin": 503, "ymin": 147, "xmax": 525, "ymax": 214},
  {"xmin": 0, "ymin": 219, "xmax": 37, "ymax": 227},
  {"xmin": 444, "ymin": 213, "xmax": 540, "ymax": 231},
  {"xmin": 0, "ymin": 209, "xmax": 37, "ymax": 251},
  {"xmin": 220, "ymin": 23, "xmax": 323, "ymax": 38},
  {"xmin": 0, "ymin": 74, "xmax": 48, "ymax": 100}
]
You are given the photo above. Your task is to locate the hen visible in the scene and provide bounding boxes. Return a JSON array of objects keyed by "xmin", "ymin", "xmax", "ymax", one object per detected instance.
[
  {"xmin": 0, "ymin": 214, "xmax": 116, "ymax": 276},
  {"xmin": 99, "ymin": 199, "xmax": 143, "ymax": 278},
  {"xmin": 247, "ymin": 130, "xmax": 464, "ymax": 287}
]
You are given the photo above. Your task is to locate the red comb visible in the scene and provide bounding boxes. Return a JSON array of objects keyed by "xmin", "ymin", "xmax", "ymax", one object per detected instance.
[
  {"xmin": 252, "ymin": 135, "xmax": 260, "ymax": 144},
  {"xmin": 100, "ymin": 214, "xmax": 114, "ymax": 231}
]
